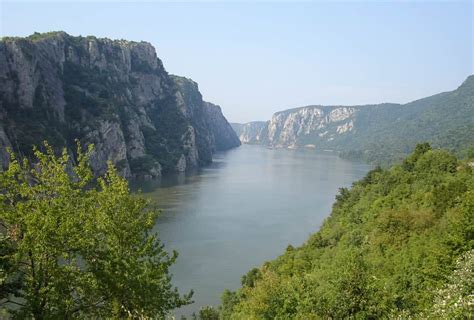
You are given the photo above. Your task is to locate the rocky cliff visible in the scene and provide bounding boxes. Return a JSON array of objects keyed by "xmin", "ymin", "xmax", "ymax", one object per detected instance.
[
  {"xmin": 265, "ymin": 106, "xmax": 360, "ymax": 148},
  {"xmin": 230, "ymin": 121, "xmax": 267, "ymax": 144},
  {"xmin": 232, "ymin": 105, "xmax": 369, "ymax": 148},
  {"xmin": 172, "ymin": 76, "xmax": 240, "ymax": 158},
  {"xmin": 203, "ymin": 102, "xmax": 241, "ymax": 151},
  {"xmin": 0, "ymin": 32, "xmax": 239, "ymax": 178},
  {"xmin": 233, "ymin": 76, "xmax": 474, "ymax": 164}
]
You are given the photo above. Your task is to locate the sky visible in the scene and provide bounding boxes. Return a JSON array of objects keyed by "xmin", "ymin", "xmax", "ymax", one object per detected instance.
[{"xmin": 1, "ymin": 1, "xmax": 472, "ymax": 123}]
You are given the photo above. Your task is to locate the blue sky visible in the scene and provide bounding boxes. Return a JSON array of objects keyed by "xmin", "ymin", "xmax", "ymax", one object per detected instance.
[{"xmin": 1, "ymin": 1, "xmax": 472, "ymax": 123}]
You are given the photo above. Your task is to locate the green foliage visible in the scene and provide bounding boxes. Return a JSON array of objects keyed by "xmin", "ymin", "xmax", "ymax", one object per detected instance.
[
  {"xmin": 129, "ymin": 155, "xmax": 160, "ymax": 175},
  {"xmin": 220, "ymin": 144, "xmax": 474, "ymax": 319},
  {"xmin": 241, "ymin": 268, "xmax": 262, "ymax": 288},
  {"xmin": 337, "ymin": 76, "xmax": 474, "ymax": 165},
  {"xmin": 466, "ymin": 146, "xmax": 474, "ymax": 159},
  {"xmin": 0, "ymin": 142, "xmax": 191, "ymax": 318},
  {"xmin": 219, "ymin": 290, "xmax": 240, "ymax": 319},
  {"xmin": 26, "ymin": 31, "xmax": 65, "ymax": 42},
  {"xmin": 197, "ymin": 306, "xmax": 220, "ymax": 320},
  {"xmin": 426, "ymin": 250, "xmax": 473, "ymax": 319}
]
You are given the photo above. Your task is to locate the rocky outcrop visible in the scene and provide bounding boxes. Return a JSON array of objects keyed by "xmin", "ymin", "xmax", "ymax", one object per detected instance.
[
  {"xmin": 0, "ymin": 125, "xmax": 11, "ymax": 168},
  {"xmin": 172, "ymin": 75, "xmax": 240, "ymax": 156},
  {"xmin": 0, "ymin": 32, "xmax": 239, "ymax": 178},
  {"xmin": 266, "ymin": 106, "xmax": 357, "ymax": 147},
  {"xmin": 203, "ymin": 102, "xmax": 241, "ymax": 151},
  {"xmin": 85, "ymin": 120, "xmax": 131, "ymax": 176},
  {"xmin": 232, "ymin": 106, "xmax": 360, "ymax": 148},
  {"xmin": 231, "ymin": 122, "xmax": 268, "ymax": 144}
]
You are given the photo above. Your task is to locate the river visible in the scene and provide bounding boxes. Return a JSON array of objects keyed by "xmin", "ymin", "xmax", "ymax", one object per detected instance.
[{"xmin": 133, "ymin": 144, "xmax": 371, "ymax": 317}]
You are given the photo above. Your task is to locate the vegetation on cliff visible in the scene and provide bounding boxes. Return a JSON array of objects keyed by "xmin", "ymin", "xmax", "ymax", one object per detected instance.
[
  {"xmin": 0, "ymin": 143, "xmax": 191, "ymax": 318},
  {"xmin": 233, "ymin": 76, "xmax": 474, "ymax": 167},
  {"xmin": 0, "ymin": 32, "xmax": 239, "ymax": 178},
  {"xmin": 217, "ymin": 144, "xmax": 473, "ymax": 319},
  {"xmin": 338, "ymin": 76, "xmax": 474, "ymax": 166}
]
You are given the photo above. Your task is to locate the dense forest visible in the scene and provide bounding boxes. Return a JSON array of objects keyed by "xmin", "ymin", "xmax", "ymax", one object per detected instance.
[
  {"xmin": 206, "ymin": 144, "xmax": 473, "ymax": 319},
  {"xmin": 337, "ymin": 76, "xmax": 474, "ymax": 165}
]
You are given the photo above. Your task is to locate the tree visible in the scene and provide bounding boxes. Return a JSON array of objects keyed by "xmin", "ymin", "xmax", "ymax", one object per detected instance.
[
  {"xmin": 192, "ymin": 306, "xmax": 219, "ymax": 320},
  {"xmin": 402, "ymin": 142, "xmax": 432, "ymax": 171},
  {"xmin": 0, "ymin": 142, "xmax": 191, "ymax": 319},
  {"xmin": 428, "ymin": 250, "xmax": 474, "ymax": 319}
]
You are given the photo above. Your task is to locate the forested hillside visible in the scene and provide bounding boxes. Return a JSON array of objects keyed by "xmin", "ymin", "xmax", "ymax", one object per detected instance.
[
  {"xmin": 338, "ymin": 76, "xmax": 474, "ymax": 165},
  {"xmin": 218, "ymin": 144, "xmax": 473, "ymax": 319},
  {"xmin": 232, "ymin": 76, "xmax": 474, "ymax": 166}
]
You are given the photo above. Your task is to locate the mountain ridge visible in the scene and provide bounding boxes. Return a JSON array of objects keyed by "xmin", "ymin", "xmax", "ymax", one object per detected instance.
[
  {"xmin": 0, "ymin": 31, "xmax": 240, "ymax": 178},
  {"xmin": 232, "ymin": 76, "xmax": 473, "ymax": 164}
]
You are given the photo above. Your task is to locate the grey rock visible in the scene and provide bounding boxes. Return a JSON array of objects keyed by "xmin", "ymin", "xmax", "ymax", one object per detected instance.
[{"xmin": 0, "ymin": 32, "xmax": 240, "ymax": 178}]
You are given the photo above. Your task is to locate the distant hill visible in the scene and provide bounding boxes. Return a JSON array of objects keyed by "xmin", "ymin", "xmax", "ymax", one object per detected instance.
[
  {"xmin": 232, "ymin": 76, "xmax": 474, "ymax": 165},
  {"xmin": 230, "ymin": 122, "xmax": 268, "ymax": 144}
]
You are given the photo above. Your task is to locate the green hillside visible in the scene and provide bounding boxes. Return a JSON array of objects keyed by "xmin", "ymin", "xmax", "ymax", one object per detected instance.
[
  {"xmin": 233, "ymin": 76, "xmax": 474, "ymax": 167},
  {"xmin": 218, "ymin": 144, "xmax": 473, "ymax": 319},
  {"xmin": 337, "ymin": 76, "xmax": 474, "ymax": 165}
]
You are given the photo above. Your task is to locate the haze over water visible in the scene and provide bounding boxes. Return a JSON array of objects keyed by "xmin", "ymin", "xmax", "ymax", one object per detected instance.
[{"xmin": 134, "ymin": 145, "xmax": 372, "ymax": 316}]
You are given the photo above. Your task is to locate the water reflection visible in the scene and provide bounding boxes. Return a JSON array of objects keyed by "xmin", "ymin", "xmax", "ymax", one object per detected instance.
[{"xmin": 134, "ymin": 145, "xmax": 371, "ymax": 317}]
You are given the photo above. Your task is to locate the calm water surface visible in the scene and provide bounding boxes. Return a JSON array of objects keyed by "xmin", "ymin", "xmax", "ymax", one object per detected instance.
[{"xmin": 134, "ymin": 145, "xmax": 371, "ymax": 317}]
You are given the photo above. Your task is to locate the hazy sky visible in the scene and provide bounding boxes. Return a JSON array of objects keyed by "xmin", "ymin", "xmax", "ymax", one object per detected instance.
[{"xmin": 1, "ymin": 1, "xmax": 472, "ymax": 123}]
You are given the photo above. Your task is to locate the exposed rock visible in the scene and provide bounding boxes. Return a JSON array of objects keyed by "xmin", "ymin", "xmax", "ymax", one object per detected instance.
[
  {"xmin": 176, "ymin": 154, "xmax": 187, "ymax": 172},
  {"xmin": 0, "ymin": 32, "xmax": 240, "ymax": 178},
  {"xmin": 125, "ymin": 117, "xmax": 146, "ymax": 160},
  {"xmin": 231, "ymin": 121, "xmax": 268, "ymax": 144},
  {"xmin": 336, "ymin": 120, "xmax": 354, "ymax": 134},
  {"xmin": 172, "ymin": 75, "xmax": 240, "ymax": 156},
  {"xmin": 203, "ymin": 102, "xmax": 241, "ymax": 151},
  {"xmin": 266, "ymin": 106, "xmax": 358, "ymax": 146},
  {"xmin": 232, "ymin": 76, "xmax": 474, "ymax": 163},
  {"xmin": 85, "ymin": 120, "xmax": 130, "ymax": 177},
  {"xmin": 232, "ymin": 106, "xmax": 359, "ymax": 148},
  {"xmin": 181, "ymin": 125, "xmax": 199, "ymax": 168},
  {"xmin": 0, "ymin": 125, "xmax": 11, "ymax": 168}
]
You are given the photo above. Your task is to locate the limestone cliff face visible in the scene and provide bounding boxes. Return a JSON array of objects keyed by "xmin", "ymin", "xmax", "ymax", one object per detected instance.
[
  {"xmin": 172, "ymin": 76, "xmax": 240, "ymax": 156},
  {"xmin": 231, "ymin": 122, "xmax": 268, "ymax": 144},
  {"xmin": 266, "ymin": 106, "xmax": 357, "ymax": 147},
  {"xmin": 203, "ymin": 102, "xmax": 241, "ymax": 151},
  {"xmin": 0, "ymin": 32, "xmax": 239, "ymax": 178},
  {"xmin": 232, "ymin": 106, "xmax": 359, "ymax": 148}
]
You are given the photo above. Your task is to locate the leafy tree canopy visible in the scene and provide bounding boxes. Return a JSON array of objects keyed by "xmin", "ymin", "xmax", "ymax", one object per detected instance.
[{"xmin": 0, "ymin": 142, "xmax": 191, "ymax": 319}]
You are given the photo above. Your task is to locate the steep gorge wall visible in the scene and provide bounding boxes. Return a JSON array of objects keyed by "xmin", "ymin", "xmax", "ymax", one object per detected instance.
[
  {"xmin": 266, "ymin": 106, "xmax": 359, "ymax": 147},
  {"xmin": 172, "ymin": 75, "xmax": 240, "ymax": 159},
  {"xmin": 232, "ymin": 76, "xmax": 474, "ymax": 163},
  {"xmin": 231, "ymin": 121, "xmax": 268, "ymax": 144},
  {"xmin": 232, "ymin": 105, "xmax": 366, "ymax": 148},
  {"xmin": 0, "ymin": 32, "xmax": 239, "ymax": 178}
]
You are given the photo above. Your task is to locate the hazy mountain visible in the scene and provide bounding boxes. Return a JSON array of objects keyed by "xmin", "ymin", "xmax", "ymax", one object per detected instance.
[
  {"xmin": 230, "ymin": 121, "xmax": 268, "ymax": 144},
  {"xmin": 232, "ymin": 76, "xmax": 473, "ymax": 164}
]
